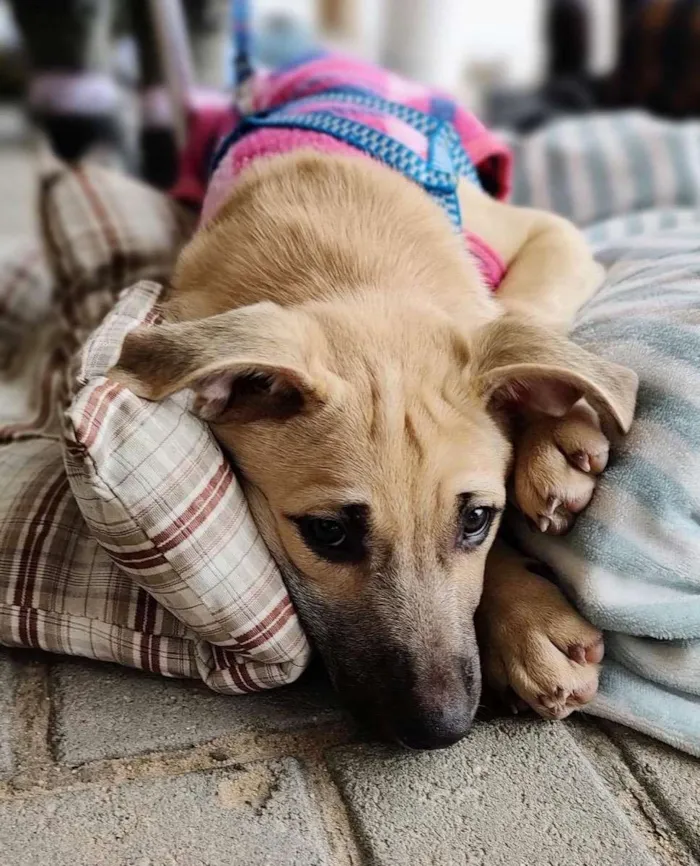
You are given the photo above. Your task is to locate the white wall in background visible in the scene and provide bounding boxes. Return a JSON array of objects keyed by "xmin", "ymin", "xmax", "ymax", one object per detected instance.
[
  {"xmin": 460, "ymin": 0, "xmax": 545, "ymax": 87},
  {"xmin": 242, "ymin": 1, "xmax": 616, "ymax": 102},
  {"xmin": 240, "ymin": 1, "xmax": 543, "ymax": 86},
  {"xmin": 0, "ymin": 0, "xmax": 19, "ymax": 48},
  {"xmin": 256, "ymin": 0, "xmax": 316, "ymax": 27}
]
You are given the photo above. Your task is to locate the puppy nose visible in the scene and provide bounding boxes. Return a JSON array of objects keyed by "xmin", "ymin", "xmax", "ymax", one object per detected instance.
[{"xmin": 395, "ymin": 701, "xmax": 475, "ymax": 750}]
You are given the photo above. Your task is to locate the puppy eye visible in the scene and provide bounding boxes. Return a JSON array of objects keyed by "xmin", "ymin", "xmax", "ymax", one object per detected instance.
[
  {"xmin": 457, "ymin": 505, "xmax": 495, "ymax": 550},
  {"xmin": 304, "ymin": 517, "xmax": 347, "ymax": 548},
  {"xmin": 292, "ymin": 508, "xmax": 368, "ymax": 564}
]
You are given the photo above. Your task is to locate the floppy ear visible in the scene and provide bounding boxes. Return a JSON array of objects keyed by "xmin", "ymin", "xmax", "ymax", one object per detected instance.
[
  {"xmin": 108, "ymin": 302, "xmax": 330, "ymax": 423},
  {"xmin": 471, "ymin": 316, "xmax": 638, "ymax": 433}
]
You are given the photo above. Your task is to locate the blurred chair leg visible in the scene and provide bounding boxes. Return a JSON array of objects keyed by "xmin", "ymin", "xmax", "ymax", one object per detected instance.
[
  {"xmin": 7, "ymin": 0, "xmax": 126, "ymax": 164},
  {"xmin": 7, "ymin": 0, "xmax": 111, "ymax": 73},
  {"xmin": 130, "ymin": 0, "xmax": 190, "ymax": 189},
  {"xmin": 546, "ymin": 0, "xmax": 590, "ymax": 80},
  {"xmin": 184, "ymin": 0, "xmax": 229, "ymax": 90},
  {"xmin": 130, "ymin": 0, "xmax": 229, "ymax": 189}
]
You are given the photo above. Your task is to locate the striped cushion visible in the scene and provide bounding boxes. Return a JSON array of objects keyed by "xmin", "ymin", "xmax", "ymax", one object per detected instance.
[
  {"xmin": 503, "ymin": 113, "xmax": 700, "ymax": 752},
  {"xmin": 506, "ymin": 111, "xmax": 700, "ymax": 229},
  {"xmin": 506, "ymin": 112, "xmax": 700, "ymax": 637},
  {"xmin": 514, "ymin": 224, "xmax": 700, "ymax": 635},
  {"xmin": 511, "ymin": 223, "xmax": 700, "ymax": 751}
]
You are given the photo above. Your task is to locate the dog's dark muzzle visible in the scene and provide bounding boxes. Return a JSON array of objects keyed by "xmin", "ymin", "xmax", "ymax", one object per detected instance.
[
  {"xmin": 393, "ymin": 680, "xmax": 479, "ymax": 750},
  {"xmin": 330, "ymin": 647, "xmax": 481, "ymax": 751},
  {"xmin": 285, "ymin": 579, "xmax": 481, "ymax": 750}
]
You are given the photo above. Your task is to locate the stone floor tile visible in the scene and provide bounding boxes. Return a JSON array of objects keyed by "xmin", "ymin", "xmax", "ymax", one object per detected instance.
[
  {"xmin": 327, "ymin": 718, "xmax": 657, "ymax": 866},
  {"xmin": 605, "ymin": 724, "xmax": 700, "ymax": 859},
  {"xmin": 0, "ymin": 652, "xmax": 16, "ymax": 778},
  {"xmin": 51, "ymin": 658, "xmax": 342, "ymax": 766},
  {"xmin": 0, "ymin": 758, "xmax": 332, "ymax": 866}
]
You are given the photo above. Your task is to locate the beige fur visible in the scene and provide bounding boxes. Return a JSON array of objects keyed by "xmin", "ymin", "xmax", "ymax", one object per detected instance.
[{"xmin": 110, "ymin": 150, "xmax": 638, "ymax": 746}]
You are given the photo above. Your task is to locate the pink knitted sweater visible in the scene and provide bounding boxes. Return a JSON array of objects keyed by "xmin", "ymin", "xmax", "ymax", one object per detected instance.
[{"xmin": 172, "ymin": 54, "xmax": 513, "ymax": 290}]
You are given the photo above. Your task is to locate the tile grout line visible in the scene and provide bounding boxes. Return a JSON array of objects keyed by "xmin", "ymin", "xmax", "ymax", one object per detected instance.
[
  {"xmin": 7, "ymin": 657, "xmax": 57, "ymax": 792},
  {"xmin": 3, "ymin": 670, "xmax": 367, "ymax": 863},
  {"xmin": 569, "ymin": 720, "xmax": 698, "ymax": 866},
  {"xmin": 5, "ymin": 658, "xmax": 694, "ymax": 866},
  {"xmin": 302, "ymin": 754, "xmax": 367, "ymax": 866},
  {"xmin": 599, "ymin": 722, "xmax": 700, "ymax": 865},
  {"xmin": 0, "ymin": 713, "xmax": 354, "ymax": 801}
]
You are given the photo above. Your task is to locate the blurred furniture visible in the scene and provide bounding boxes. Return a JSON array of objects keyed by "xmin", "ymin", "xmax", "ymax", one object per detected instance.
[
  {"xmin": 488, "ymin": 0, "xmax": 700, "ymax": 131},
  {"xmin": 546, "ymin": 0, "xmax": 700, "ymax": 118}
]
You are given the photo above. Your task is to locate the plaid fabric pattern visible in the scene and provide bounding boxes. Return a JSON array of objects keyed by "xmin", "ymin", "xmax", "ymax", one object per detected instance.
[
  {"xmin": 63, "ymin": 280, "xmax": 310, "ymax": 685},
  {"xmin": 0, "ymin": 160, "xmax": 309, "ymax": 692},
  {"xmin": 0, "ymin": 237, "xmax": 63, "ymax": 442},
  {"xmin": 0, "ymin": 239, "xmax": 51, "ymax": 371},
  {"xmin": 0, "ymin": 438, "xmax": 195, "ymax": 677},
  {"xmin": 39, "ymin": 161, "xmax": 194, "ymax": 343},
  {"xmin": 0, "ymin": 437, "xmax": 304, "ymax": 692}
]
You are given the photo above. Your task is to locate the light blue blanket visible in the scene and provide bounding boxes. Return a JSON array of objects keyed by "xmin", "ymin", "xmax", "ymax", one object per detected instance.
[{"xmin": 508, "ymin": 113, "xmax": 700, "ymax": 756}]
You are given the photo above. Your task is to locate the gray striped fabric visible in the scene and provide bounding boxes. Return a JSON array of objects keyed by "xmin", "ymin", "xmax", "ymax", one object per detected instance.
[
  {"xmin": 504, "ymin": 111, "xmax": 700, "ymax": 232},
  {"xmin": 506, "ymin": 113, "xmax": 700, "ymax": 755},
  {"xmin": 512, "ymin": 226, "xmax": 700, "ymax": 756}
]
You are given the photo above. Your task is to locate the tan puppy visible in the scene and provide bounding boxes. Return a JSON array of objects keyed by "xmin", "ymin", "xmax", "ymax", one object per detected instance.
[{"xmin": 110, "ymin": 150, "xmax": 637, "ymax": 749}]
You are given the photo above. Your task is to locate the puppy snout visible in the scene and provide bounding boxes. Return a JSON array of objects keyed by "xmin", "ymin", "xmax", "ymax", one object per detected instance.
[{"xmin": 393, "ymin": 664, "xmax": 480, "ymax": 750}]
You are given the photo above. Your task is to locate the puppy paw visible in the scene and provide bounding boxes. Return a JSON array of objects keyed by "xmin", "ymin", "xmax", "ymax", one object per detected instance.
[
  {"xmin": 513, "ymin": 401, "xmax": 609, "ymax": 534},
  {"xmin": 481, "ymin": 563, "xmax": 603, "ymax": 720}
]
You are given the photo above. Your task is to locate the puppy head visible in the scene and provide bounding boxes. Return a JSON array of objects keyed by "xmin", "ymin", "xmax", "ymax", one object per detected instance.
[{"xmin": 110, "ymin": 301, "xmax": 636, "ymax": 748}]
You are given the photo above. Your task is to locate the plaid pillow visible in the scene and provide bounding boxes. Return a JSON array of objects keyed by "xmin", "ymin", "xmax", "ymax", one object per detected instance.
[
  {"xmin": 0, "ymin": 237, "xmax": 61, "ymax": 440},
  {"xmin": 62, "ymin": 280, "xmax": 310, "ymax": 689},
  {"xmin": 38, "ymin": 160, "xmax": 194, "ymax": 342},
  {"xmin": 0, "ymin": 159, "xmax": 309, "ymax": 692},
  {"xmin": 0, "ymin": 437, "xmax": 305, "ymax": 693}
]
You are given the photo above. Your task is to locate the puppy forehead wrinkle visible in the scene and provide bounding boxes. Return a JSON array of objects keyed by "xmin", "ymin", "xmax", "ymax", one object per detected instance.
[
  {"xmin": 371, "ymin": 361, "xmax": 405, "ymax": 439},
  {"xmin": 376, "ymin": 376, "xmax": 481, "ymax": 487}
]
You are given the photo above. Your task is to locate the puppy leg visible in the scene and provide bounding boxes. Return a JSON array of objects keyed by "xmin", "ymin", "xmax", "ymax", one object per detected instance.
[
  {"xmin": 464, "ymin": 184, "xmax": 611, "ymax": 690},
  {"xmin": 460, "ymin": 183, "xmax": 623, "ymax": 532},
  {"xmin": 459, "ymin": 180, "xmax": 603, "ymax": 331},
  {"xmin": 513, "ymin": 400, "xmax": 610, "ymax": 534},
  {"xmin": 478, "ymin": 539, "xmax": 603, "ymax": 719}
]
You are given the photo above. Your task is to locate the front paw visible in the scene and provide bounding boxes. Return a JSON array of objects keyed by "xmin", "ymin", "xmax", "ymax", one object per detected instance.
[
  {"xmin": 480, "ymin": 563, "xmax": 603, "ymax": 720},
  {"xmin": 513, "ymin": 401, "xmax": 609, "ymax": 535}
]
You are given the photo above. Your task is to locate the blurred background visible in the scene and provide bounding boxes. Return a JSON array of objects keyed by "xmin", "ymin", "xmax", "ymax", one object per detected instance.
[
  {"xmin": 0, "ymin": 0, "xmax": 699, "ymax": 200},
  {"xmin": 0, "ymin": 0, "xmax": 616, "ymax": 118}
]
